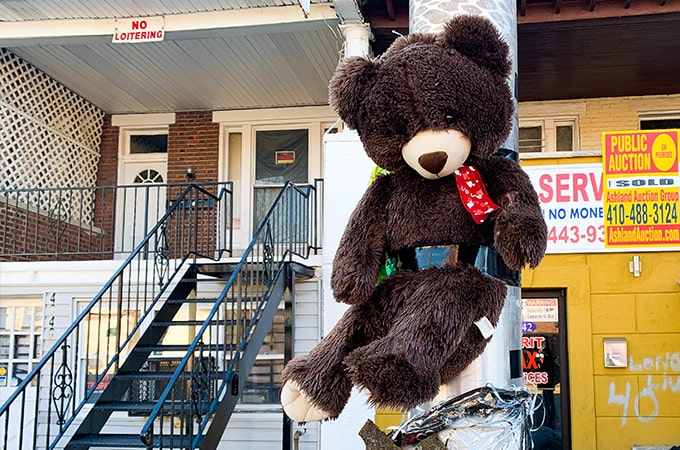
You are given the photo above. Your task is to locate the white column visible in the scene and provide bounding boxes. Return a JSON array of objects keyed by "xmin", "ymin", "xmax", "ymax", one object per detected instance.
[{"xmin": 339, "ymin": 23, "xmax": 372, "ymax": 58}]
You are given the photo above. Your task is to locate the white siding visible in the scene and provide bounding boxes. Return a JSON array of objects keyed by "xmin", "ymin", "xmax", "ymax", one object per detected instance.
[
  {"xmin": 221, "ymin": 412, "xmax": 319, "ymax": 450},
  {"xmin": 292, "ymin": 275, "xmax": 322, "ymax": 357}
]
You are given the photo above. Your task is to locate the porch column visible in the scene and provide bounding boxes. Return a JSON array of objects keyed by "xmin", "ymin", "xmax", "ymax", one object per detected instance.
[
  {"xmin": 339, "ymin": 22, "xmax": 372, "ymax": 58},
  {"xmin": 409, "ymin": 0, "xmax": 524, "ymax": 397}
]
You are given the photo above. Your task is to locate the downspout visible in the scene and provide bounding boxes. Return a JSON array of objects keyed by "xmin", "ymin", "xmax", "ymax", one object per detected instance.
[
  {"xmin": 315, "ymin": 3, "xmax": 374, "ymax": 450},
  {"xmin": 408, "ymin": 0, "xmax": 523, "ymax": 400},
  {"xmin": 293, "ymin": 428, "xmax": 306, "ymax": 450}
]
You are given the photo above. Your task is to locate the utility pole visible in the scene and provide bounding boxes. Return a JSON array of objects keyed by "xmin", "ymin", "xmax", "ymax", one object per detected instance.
[{"xmin": 408, "ymin": 0, "xmax": 524, "ymax": 397}]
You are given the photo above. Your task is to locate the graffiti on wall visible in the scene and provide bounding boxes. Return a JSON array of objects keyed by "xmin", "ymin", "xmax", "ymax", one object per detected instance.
[{"xmin": 608, "ymin": 351, "xmax": 680, "ymax": 425}]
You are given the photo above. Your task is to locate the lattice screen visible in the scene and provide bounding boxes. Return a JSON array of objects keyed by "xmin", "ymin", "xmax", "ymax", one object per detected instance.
[{"xmin": 0, "ymin": 49, "xmax": 104, "ymax": 223}]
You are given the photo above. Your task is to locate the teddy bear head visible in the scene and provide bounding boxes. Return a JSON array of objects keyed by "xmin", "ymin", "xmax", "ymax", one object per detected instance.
[{"xmin": 329, "ymin": 15, "xmax": 514, "ymax": 178}]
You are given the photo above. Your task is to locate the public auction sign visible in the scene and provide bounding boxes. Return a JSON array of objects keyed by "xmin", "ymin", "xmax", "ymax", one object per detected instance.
[
  {"xmin": 602, "ymin": 130, "xmax": 680, "ymax": 248},
  {"xmin": 112, "ymin": 16, "xmax": 165, "ymax": 43}
]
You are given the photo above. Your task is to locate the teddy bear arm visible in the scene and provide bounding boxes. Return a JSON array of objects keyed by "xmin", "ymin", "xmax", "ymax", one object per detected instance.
[
  {"xmin": 493, "ymin": 190, "xmax": 547, "ymax": 269},
  {"xmin": 331, "ymin": 235, "xmax": 386, "ymax": 305},
  {"xmin": 480, "ymin": 160, "xmax": 548, "ymax": 269},
  {"xmin": 330, "ymin": 189, "xmax": 388, "ymax": 305}
]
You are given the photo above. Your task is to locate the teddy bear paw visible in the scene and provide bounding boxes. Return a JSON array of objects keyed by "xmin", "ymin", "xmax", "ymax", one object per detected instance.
[
  {"xmin": 280, "ymin": 380, "xmax": 332, "ymax": 422},
  {"xmin": 346, "ymin": 351, "xmax": 440, "ymax": 410}
]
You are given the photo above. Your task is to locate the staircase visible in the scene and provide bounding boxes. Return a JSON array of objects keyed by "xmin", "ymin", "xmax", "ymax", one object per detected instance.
[{"xmin": 0, "ymin": 181, "xmax": 322, "ymax": 449}]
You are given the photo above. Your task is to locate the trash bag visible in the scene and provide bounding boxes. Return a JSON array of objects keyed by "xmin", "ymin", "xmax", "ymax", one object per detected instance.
[{"xmin": 388, "ymin": 385, "xmax": 535, "ymax": 450}]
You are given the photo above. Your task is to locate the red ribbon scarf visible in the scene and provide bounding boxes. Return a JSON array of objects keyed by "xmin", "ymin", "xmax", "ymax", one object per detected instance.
[{"xmin": 453, "ymin": 165, "xmax": 499, "ymax": 224}]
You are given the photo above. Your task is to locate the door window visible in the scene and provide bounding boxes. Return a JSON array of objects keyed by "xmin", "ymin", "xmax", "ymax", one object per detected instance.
[
  {"xmin": 129, "ymin": 134, "xmax": 168, "ymax": 154},
  {"xmin": 253, "ymin": 129, "xmax": 309, "ymax": 230},
  {"xmin": 133, "ymin": 169, "xmax": 164, "ymax": 184}
]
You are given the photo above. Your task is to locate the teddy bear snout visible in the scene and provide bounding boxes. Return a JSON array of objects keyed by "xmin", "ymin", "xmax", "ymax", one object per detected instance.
[
  {"xmin": 402, "ymin": 129, "xmax": 471, "ymax": 179},
  {"xmin": 418, "ymin": 151, "xmax": 448, "ymax": 175}
]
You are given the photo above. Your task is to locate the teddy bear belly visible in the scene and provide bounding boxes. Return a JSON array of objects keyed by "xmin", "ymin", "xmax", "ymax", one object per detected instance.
[{"xmin": 393, "ymin": 243, "xmax": 480, "ymax": 270}]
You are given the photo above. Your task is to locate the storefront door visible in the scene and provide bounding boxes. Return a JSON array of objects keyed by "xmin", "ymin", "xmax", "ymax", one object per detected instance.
[{"xmin": 521, "ymin": 289, "xmax": 571, "ymax": 449}]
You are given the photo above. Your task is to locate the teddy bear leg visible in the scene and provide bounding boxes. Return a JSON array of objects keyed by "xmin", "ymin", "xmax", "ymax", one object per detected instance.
[
  {"xmin": 344, "ymin": 263, "xmax": 507, "ymax": 410},
  {"xmin": 281, "ymin": 301, "xmax": 380, "ymax": 422},
  {"xmin": 438, "ymin": 284, "xmax": 506, "ymax": 383}
]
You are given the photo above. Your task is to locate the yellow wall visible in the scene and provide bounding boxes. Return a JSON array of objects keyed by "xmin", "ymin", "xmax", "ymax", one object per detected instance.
[
  {"xmin": 523, "ymin": 145, "xmax": 680, "ymax": 446},
  {"xmin": 523, "ymin": 251, "xmax": 680, "ymax": 449},
  {"xmin": 522, "ymin": 95, "xmax": 680, "ymax": 447},
  {"xmin": 519, "ymin": 93, "xmax": 680, "ymax": 151}
]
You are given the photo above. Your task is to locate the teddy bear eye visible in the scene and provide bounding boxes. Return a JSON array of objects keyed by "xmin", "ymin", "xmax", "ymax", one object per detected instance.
[
  {"xmin": 395, "ymin": 123, "xmax": 409, "ymax": 136},
  {"xmin": 444, "ymin": 111, "xmax": 456, "ymax": 126}
]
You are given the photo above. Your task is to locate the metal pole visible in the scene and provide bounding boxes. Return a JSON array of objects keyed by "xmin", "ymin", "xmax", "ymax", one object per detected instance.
[{"xmin": 408, "ymin": 0, "xmax": 523, "ymax": 397}]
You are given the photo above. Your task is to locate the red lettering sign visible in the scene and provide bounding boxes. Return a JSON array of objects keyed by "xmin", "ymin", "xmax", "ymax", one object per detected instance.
[
  {"xmin": 131, "ymin": 20, "xmax": 147, "ymax": 30},
  {"xmin": 538, "ymin": 172, "xmax": 603, "ymax": 203},
  {"xmin": 521, "ymin": 336, "xmax": 545, "ymax": 349}
]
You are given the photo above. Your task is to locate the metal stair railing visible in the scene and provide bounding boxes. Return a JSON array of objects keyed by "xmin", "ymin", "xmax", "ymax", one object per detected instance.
[
  {"xmin": 0, "ymin": 182, "xmax": 233, "ymax": 450},
  {"xmin": 139, "ymin": 181, "xmax": 321, "ymax": 449}
]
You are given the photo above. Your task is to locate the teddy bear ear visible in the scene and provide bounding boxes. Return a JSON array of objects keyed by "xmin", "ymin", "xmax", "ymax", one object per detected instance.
[
  {"xmin": 328, "ymin": 56, "xmax": 377, "ymax": 130},
  {"xmin": 381, "ymin": 32, "xmax": 437, "ymax": 59},
  {"xmin": 440, "ymin": 15, "xmax": 512, "ymax": 78}
]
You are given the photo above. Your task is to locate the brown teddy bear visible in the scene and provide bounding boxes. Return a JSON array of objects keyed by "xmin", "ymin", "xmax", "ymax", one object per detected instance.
[{"xmin": 281, "ymin": 15, "xmax": 547, "ymax": 422}]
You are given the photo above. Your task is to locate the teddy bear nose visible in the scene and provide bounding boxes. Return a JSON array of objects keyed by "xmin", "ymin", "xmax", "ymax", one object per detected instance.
[{"xmin": 418, "ymin": 151, "xmax": 448, "ymax": 175}]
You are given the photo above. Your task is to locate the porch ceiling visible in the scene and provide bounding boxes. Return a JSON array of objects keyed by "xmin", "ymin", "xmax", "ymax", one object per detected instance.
[
  {"xmin": 0, "ymin": 1, "xmax": 341, "ymax": 114},
  {"xmin": 2, "ymin": 0, "xmax": 680, "ymax": 114}
]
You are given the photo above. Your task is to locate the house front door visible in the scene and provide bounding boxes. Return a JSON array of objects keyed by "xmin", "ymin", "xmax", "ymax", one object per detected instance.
[{"xmin": 115, "ymin": 159, "xmax": 168, "ymax": 257}]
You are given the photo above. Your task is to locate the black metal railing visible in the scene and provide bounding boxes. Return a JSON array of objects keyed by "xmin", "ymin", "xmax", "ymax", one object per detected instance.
[
  {"xmin": 139, "ymin": 181, "xmax": 321, "ymax": 449},
  {"xmin": 0, "ymin": 182, "xmax": 232, "ymax": 261},
  {"xmin": 0, "ymin": 183, "xmax": 233, "ymax": 450}
]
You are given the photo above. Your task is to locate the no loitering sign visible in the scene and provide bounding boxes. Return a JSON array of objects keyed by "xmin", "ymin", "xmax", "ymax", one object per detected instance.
[
  {"xmin": 602, "ymin": 130, "xmax": 680, "ymax": 248},
  {"xmin": 112, "ymin": 16, "xmax": 165, "ymax": 43}
]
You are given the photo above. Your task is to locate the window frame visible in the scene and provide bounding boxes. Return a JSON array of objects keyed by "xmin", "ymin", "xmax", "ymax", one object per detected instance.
[
  {"xmin": 519, "ymin": 117, "xmax": 579, "ymax": 154},
  {"xmin": 0, "ymin": 299, "xmax": 43, "ymax": 387},
  {"xmin": 639, "ymin": 111, "xmax": 680, "ymax": 130}
]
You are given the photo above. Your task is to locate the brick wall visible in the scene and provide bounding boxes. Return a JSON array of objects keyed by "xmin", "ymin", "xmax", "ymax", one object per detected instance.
[
  {"xmin": 97, "ymin": 115, "xmax": 120, "ymax": 188},
  {"xmin": 168, "ymin": 111, "xmax": 220, "ymax": 184},
  {"xmin": 519, "ymin": 93, "xmax": 680, "ymax": 151},
  {"xmin": 578, "ymin": 97, "xmax": 639, "ymax": 149},
  {"xmin": 0, "ymin": 202, "xmax": 107, "ymax": 261},
  {"xmin": 93, "ymin": 115, "xmax": 119, "ymax": 250}
]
